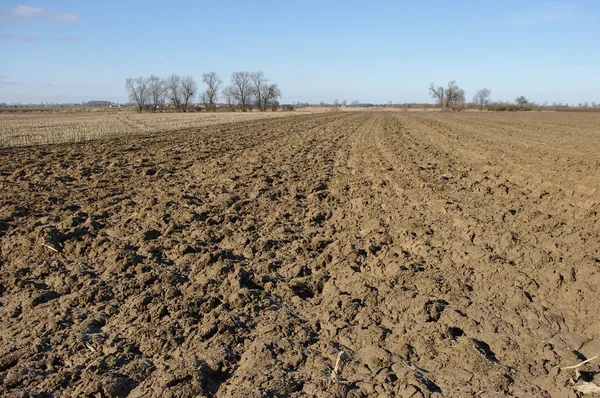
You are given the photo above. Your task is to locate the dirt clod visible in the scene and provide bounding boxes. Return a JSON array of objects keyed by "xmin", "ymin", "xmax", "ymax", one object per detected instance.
[{"xmin": 2, "ymin": 111, "xmax": 600, "ymax": 396}]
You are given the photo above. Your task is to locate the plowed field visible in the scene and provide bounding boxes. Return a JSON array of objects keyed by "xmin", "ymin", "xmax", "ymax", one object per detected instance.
[{"xmin": 1, "ymin": 111, "xmax": 600, "ymax": 397}]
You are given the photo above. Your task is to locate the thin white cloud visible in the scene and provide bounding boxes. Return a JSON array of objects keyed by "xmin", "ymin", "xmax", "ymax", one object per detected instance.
[
  {"xmin": 0, "ymin": 34, "xmax": 40, "ymax": 42},
  {"xmin": 4, "ymin": 4, "xmax": 78, "ymax": 22},
  {"xmin": 13, "ymin": 5, "xmax": 43, "ymax": 17}
]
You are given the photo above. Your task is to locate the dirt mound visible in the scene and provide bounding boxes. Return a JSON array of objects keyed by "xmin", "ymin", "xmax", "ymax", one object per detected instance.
[{"xmin": 1, "ymin": 111, "xmax": 600, "ymax": 397}]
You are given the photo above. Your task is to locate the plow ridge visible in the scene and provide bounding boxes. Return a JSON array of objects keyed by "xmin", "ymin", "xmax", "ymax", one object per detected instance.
[{"xmin": 1, "ymin": 111, "xmax": 600, "ymax": 397}]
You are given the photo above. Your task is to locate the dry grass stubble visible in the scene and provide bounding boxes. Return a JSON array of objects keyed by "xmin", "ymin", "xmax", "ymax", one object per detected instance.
[{"xmin": 0, "ymin": 110, "xmax": 308, "ymax": 148}]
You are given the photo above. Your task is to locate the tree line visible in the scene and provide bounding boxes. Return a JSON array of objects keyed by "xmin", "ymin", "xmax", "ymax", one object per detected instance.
[
  {"xmin": 125, "ymin": 71, "xmax": 282, "ymax": 113},
  {"xmin": 429, "ymin": 81, "xmax": 547, "ymax": 111}
]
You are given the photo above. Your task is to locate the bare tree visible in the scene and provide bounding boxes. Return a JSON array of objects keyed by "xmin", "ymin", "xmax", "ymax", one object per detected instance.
[
  {"xmin": 157, "ymin": 81, "xmax": 168, "ymax": 111},
  {"xmin": 125, "ymin": 77, "xmax": 150, "ymax": 113},
  {"xmin": 165, "ymin": 74, "xmax": 183, "ymax": 111},
  {"xmin": 222, "ymin": 86, "xmax": 236, "ymax": 111},
  {"xmin": 473, "ymin": 88, "xmax": 491, "ymax": 111},
  {"xmin": 226, "ymin": 71, "xmax": 253, "ymax": 111},
  {"xmin": 429, "ymin": 81, "xmax": 465, "ymax": 110},
  {"xmin": 429, "ymin": 83, "xmax": 445, "ymax": 110},
  {"xmin": 200, "ymin": 91, "xmax": 209, "ymax": 110},
  {"xmin": 515, "ymin": 96, "xmax": 529, "ymax": 105},
  {"xmin": 180, "ymin": 75, "xmax": 198, "ymax": 112},
  {"xmin": 202, "ymin": 72, "xmax": 222, "ymax": 111},
  {"xmin": 260, "ymin": 83, "xmax": 282, "ymax": 111},
  {"xmin": 250, "ymin": 71, "xmax": 268, "ymax": 110},
  {"xmin": 445, "ymin": 80, "xmax": 465, "ymax": 109},
  {"xmin": 148, "ymin": 75, "xmax": 166, "ymax": 112}
]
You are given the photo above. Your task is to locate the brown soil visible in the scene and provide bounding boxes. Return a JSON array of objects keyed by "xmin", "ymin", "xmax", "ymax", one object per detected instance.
[{"xmin": 1, "ymin": 111, "xmax": 600, "ymax": 397}]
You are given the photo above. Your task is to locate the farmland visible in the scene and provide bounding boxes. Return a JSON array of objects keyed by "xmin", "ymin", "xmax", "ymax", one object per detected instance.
[
  {"xmin": 0, "ymin": 110, "xmax": 308, "ymax": 148},
  {"xmin": 1, "ymin": 110, "xmax": 600, "ymax": 397}
]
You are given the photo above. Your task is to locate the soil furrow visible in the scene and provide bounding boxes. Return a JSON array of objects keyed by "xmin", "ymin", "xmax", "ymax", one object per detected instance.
[{"xmin": 1, "ymin": 111, "xmax": 599, "ymax": 397}]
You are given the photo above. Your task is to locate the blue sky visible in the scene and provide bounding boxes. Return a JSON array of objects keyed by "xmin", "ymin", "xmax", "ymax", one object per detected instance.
[{"xmin": 1, "ymin": 0, "xmax": 599, "ymax": 104}]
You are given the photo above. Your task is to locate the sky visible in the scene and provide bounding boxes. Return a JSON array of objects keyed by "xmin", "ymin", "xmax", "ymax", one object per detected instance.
[{"xmin": 1, "ymin": 0, "xmax": 599, "ymax": 105}]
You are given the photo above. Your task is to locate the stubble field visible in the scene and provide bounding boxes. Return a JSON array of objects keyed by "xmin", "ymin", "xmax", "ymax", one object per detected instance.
[
  {"xmin": 0, "ymin": 110, "xmax": 310, "ymax": 148},
  {"xmin": 1, "ymin": 110, "xmax": 600, "ymax": 397}
]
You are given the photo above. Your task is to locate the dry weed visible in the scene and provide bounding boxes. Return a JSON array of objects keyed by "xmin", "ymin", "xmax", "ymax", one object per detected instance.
[{"xmin": 562, "ymin": 356, "xmax": 600, "ymax": 394}]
